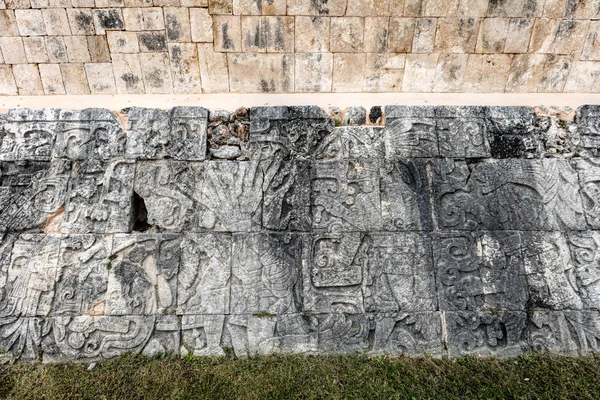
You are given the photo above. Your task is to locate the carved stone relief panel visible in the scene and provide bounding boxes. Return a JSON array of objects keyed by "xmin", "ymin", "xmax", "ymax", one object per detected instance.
[
  {"xmin": 529, "ymin": 311, "xmax": 600, "ymax": 355},
  {"xmin": 567, "ymin": 231, "xmax": 600, "ymax": 310},
  {"xmin": 384, "ymin": 106, "xmax": 438, "ymax": 158},
  {"xmin": 576, "ymin": 105, "xmax": 600, "ymax": 156},
  {"xmin": 572, "ymin": 158, "xmax": 600, "ymax": 229},
  {"xmin": 0, "ymin": 109, "xmax": 60, "ymax": 162},
  {"xmin": 436, "ymin": 106, "xmax": 490, "ymax": 158},
  {"xmin": 486, "ymin": 106, "xmax": 541, "ymax": 158},
  {"xmin": 106, "ymin": 234, "xmax": 181, "ymax": 316}
]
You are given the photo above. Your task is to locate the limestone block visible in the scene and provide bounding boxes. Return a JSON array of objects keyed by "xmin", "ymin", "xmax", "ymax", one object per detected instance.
[
  {"xmin": 384, "ymin": 106, "xmax": 438, "ymax": 157},
  {"xmin": 197, "ymin": 43, "xmax": 229, "ymax": 92},
  {"xmin": 0, "ymin": 108, "xmax": 59, "ymax": 162},
  {"xmin": 287, "ymin": 0, "xmax": 347, "ymax": 16},
  {"xmin": 1, "ymin": 234, "xmax": 62, "ymax": 317},
  {"xmin": 112, "ymin": 53, "xmax": 145, "ymax": 94},
  {"xmin": 22, "ymin": 37, "xmax": 48, "ymax": 63},
  {"xmin": 142, "ymin": 7, "xmax": 165, "ymax": 30},
  {"xmin": 431, "ymin": 158, "xmax": 587, "ymax": 231},
  {"xmin": 213, "ymin": 15, "xmax": 241, "ymax": 52},
  {"xmin": 177, "ymin": 234, "xmax": 230, "ymax": 314},
  {"xmin": 364, "ymin": 233, "xmax": 436, "ymax": 312},
  {"xmin": 73, "ymin": 0, "xmax": 97, "ymax": 5},
  {"xmin": 139, "ymin": 52, "xmax": 174, "ymax": 94},
  {"xmin": 265, "ymin": 16, "xmax": 294, "ymax": 53},
  {"xmin": 15, "ymin": 10, "xmax": 46, "ymax": 36},
  {"xmin": 294, "ymin": 53, "xmax": 332, "ymax": 92},
  {"xmin": 137, "ymin": 31, "xmax": 167, "ymax": 51},
  {"xmin": 106, "ymin": 234, "xmax": 181, "ymax": 315},
  {"xmin": 169, "ymin": 43, "xmax": 202, "ymax": 93},
  {"xmin": 46, "ymin": 36, "xmax": 68, "ymax": 63},
  {"xmin": 363, "ymin": 17, "xmax": 388, "ymax": 53},
  {"xmin": 64, "ymin": 36, "xmax": 91, "ymax": 63},
  {"xmin": 41, "ymin": 8, "xmax": 71, "ymax": 36},
  {"xmin": 0, "ymin": 10, "xmax": 19, "ymax": 37},
  {"xmin": 55, "ymin": 108, "xmax": 125, "ymax": 160},
  {"xmin": 58, "ymin": 64, "xmax": 88, "ymax": 95},
  {"xmin": 379, "ymin": 159, "xmax": 432, "ymax": 230},
  {"xmin": 85, "ymin": 63, "xmax": 116, "ymax": 94},
  {"xmin": 227, "ymin": 53, "xmax": 293, "ymax": 92},
  {"xmin": 475, "ymin": 18, "xmax": 508, "ymax": 54},
  {"xmin": 332, "ymin": 53, "xmax": 365, "ymax": 93},
  {"xmin": 209, "ymin": 0, "xmax": 232, "ymax": 14},
  {"xmin": 445, "ymin": 311, "xmax": 528, "ymax": 357},
  {"xmin": 572, "ymin": 158, "xmax": 600, "ymax": 228},
  {"xmin": 51, "ymin": 235, "xmax": 113, "ymax": 316},
  {"xmin": 39, "ymin": 63, "xmax": 66, "ymax": 95},
  {"xmin": 488, "ymin": 0, "xmax": 544, "ymax": 17},
  {"xmin": 190, "ymin": 7, "xmax": 212, "ymax": 42},
  {"xmin": 582, "ymin": 22, "xmax": 600, "ymax": 61},
  {"xmin": 200, "ymin": 161, "xmax": 263, "ymax": 231},
  {"xmin": 504, "ymin": 18, "xmax": 534, "ymax": 53},
  {"xmin": 134, "ymin": 161, "xmax": 204, "ymax": 230},
  {"xmin": 434, "ymin": 18, "xmax": 479, "ymax": 53},
  {"xmin": 41, "ymin": 316, "xmax": 165, "ymax": 361},
  {"xmin": 528, "ymin": 18, "xmax": 559, "ymax": 53},
  {"xmin": 436, "ymin": 105, "xmax": 490, "ymax": 158},
  {"xmin": 67, "ymin": 8, "xmax": 95, "ymax": 35},
  {"xmin": 412, "ymin": 18, "xmax": 436, "ymax": 53},
  {"xmin": 403, "ymin": 0, "xmax": 422, "ymax": 16},
  {"xmin": 433, "ymin": 54, "xmax": 467, "ymax": 92},
  {"xmin": 241, "ymin": 16, "xmax": 265, "ymax": 52},
  {"xmin": 364, "ymin": 53, "xmax": 405, "ymax": 92},
  {"xmin": 537, "ymin": 55, "xmax": 571, "ymax": 92},
  {"xmin": 231, "ymin": 233, "xmax": 302, "ymax": 314},
  {"xmin": 96, "ymin": 0, "xmax": 126, "ymax": 6},
  {"xmin": 0, "ymin": 37, "xmax": 27, "ymax": 64},
  {"xmin": 554, "ymin": 20, "xmax": 588, "ymax": 55},
  {"xmin": 0, "ymin": 66, "xmax": 17, "ymax": 96},
  {"xmin": 107, "ymin": 31, "xmax": 140, "ymax": 53},
  {"xmin": 180, "ymin": 315, "xmax": 227, "ymax": 357},
  {"xmin": 402, "ymin": 54, "xmax": 438, "ymax": 92},
  {"xmin": 92, "ymin": 8, "xmax": 124, "ymax": 35},
  {"xmin": 165, "ymin": 7, "xmax": 191, "ymax": 42},
  {"xmin": 462, "ymin": 54, "xmax": 512, "ymax": 93},
  {"xmin": 12, "ymin": 64, "xmax": 44, "ymax": 95},
  {"xmin": 505, "ymin": 54, "xmax": 545, "ymax": 93},
  {"xmin": 330, "ymin": 17, "xmax": 363, "ymax": 53},
  {"xmin": 294, "ymin": 16, "xmax": 329, "ymax": 53},
  {"xmin": 564, "ymin": 61, "xmax": 600, "ymax": 93},
  {"xmin": 433, "ymin": 231, "xmax": 527, "ymax": 311},
  {"xmin": 122, "ymin": 7, "xmax": 144, "ymax": 30},
  {"xmin": 311, "ymin": 159, "xmax": 382, "ymax": 232},
  {"xmin": 529, "ymin": 311, "xmax": 600, "ymax": 355},
  {"xmin": 564, "ymin": 0, "xmax": 600, "ymax": 18},
  {"xmin": 153, "ymin": 0, "xmax": 180, "ymax": 6}
]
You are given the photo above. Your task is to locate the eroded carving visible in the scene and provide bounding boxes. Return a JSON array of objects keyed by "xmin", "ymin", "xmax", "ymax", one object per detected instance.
[
  {"xmin": 0, "ymin": 109, "xmax": 59, "ymax": 162},
  {"xmin": 384, "ymin": 106, "xmax": 438, "ymax": 158}
]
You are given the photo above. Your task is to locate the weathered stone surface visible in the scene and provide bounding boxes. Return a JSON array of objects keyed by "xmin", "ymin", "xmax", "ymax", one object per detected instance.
[
  {"xmin": 529, "ymin": 311, "xmax": 600, "ymax": 355},
  {"xmin": 486, "ymin": 107, "xmax": 540, "ymax": 158},
  {"xmin": 436, "ymin": 106, "xmax": 490, "ymax": 158},
  {"xmin": 1, "ymin": 109, "xmax": 59, "ymax": 162},
  {"xmin": 384, "ymin": 106, "xmax": 438, "ymax": 158}
]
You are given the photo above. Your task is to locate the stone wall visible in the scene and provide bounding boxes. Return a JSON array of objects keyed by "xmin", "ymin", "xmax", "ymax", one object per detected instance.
[
  {"xmin": 1, "ymin": 1, "xmax": 600, "ymax": 95},
  {"xmin": 2, "ymin": 104, "xmax": 600, "ymax": 363}
]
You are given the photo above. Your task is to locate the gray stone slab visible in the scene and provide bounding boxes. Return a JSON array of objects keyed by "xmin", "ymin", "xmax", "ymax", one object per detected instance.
[
  {"xmin": 384, "ymin": 106, "xmax": 438, "ymax": 158},
  {"xmin": 576, "ymin": 105, "xmax": 600, "ymax": 156},
  {"xmin": 311, "ymin": 159, "xmax": 382, "ymax": 232},
  {"xmin": 433, "ymin": 231, "xmax": 527, "ymax": 311},
  {"xmin": 0, "ymin": 160, "xmax": 71, "ymax": 232},
  {"xmin": 522, "ymin": 231, "xmax": 584, "ymax": 311},
  {"xmin": 1, "ymin": 109, "xmax": 60, "ymax": 162},
  {"xmin": 133, "ymin": 160, "xmax": 204, "ymax": 232},
  {"xmin": 106, "ymin": 234, "xmax": 181, "ymax": 316},
  {"xmin": 201, "ymin": 161, "xmax": 263, "ymax": 232},
  {"xmin": 485, "ymin": 106, "xmax": 541, "ymax": 158},
  {"xmin": 380, "ymin": 159, "xmax": 432, "ymax": 231},
  {"xmin": 529, "ymin": 311, "xmax": 600, "ymax": 355},
  {"xmin": 177, "ymin": 234, "xmax": 231, "ymax": 315},
  {"xmin": 55, "ymin": 108, "xmax": 125, "ymax": 160},
  {"xmin": 445, "ymin": 311, "xmax": 528, "ymax": 357},
  {"xmin": 231, "ymin": 233, "xmax": 302, "ymax": 315},
  {"xmin": 431, "ymin": 158, "xmax": 587, "ymax": 231},
  {"xmin": 51, "ymin": 235, "xmax": 112, "ymax": 316},
  {"xmin": 365, "ymin": 233, "xmax": 436, "ymax": 313},
  {"xmin": 63, "ymin": 160, "xmax": 135, "ymax": 234},
  {"xmin": 126, "ymin": 108, "xmax": 170, "ymax": 160},
  {"xmin": 436, "ymin": 106, "xmax": 490, "ymax": 158}
]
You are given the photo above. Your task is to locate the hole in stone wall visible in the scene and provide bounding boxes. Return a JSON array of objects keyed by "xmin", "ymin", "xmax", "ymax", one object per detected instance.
[{"xmin": 132, "ymin": 191, "xmax": 150, "ymax": 232}]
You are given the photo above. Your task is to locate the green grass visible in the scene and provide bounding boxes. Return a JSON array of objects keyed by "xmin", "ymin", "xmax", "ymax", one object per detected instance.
[{"xmin": 1, "ymin": 353, "xmax": 599, "ymax": 399}]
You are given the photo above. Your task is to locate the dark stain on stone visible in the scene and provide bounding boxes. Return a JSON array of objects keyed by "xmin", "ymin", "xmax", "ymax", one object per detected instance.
[
  {"xmin": 97, "ymin": 9, "xmax": 124, "ymax": 30},
  {"xmin": 311, "ymin": 0, "xmax": 330, "ymax": 15},
  {"xmin": 222, "ymin": 24, "xmax": 234, "ymax": 50},
  {"xmin": 523, "ymin": 0, "xmax": 540, "ymax": 17},
  {"xmin": 147, "ymin": 69, "xmax": 165, "ymax": 88},
  {"xmin": 138, "ymin": 32, "xmax": 166, "ymax": 51},
  {"xmin": 270, "ymin": 19, "xmax": 285, "ymax": 51},
  {"xmin": 166, "ymin": 14, "xmax": 181, "ymax": 41},
  {"xmin": 260, "ymin": 79, "xmax": 275, "ymax": 92},
  {"xmin": 170, "ymin": 45, "xmax": 182, "ymax": 63},
  {"xmin": 121, "ymin": 73, "xmax": 140, "ymax": 90},
  {"xmin": 369, "ymin": 106, "xmax": 382, "ymax": 124},
  {"xmin": 74, "ymin": 12, "xmax": 93, "ymax": 30}
]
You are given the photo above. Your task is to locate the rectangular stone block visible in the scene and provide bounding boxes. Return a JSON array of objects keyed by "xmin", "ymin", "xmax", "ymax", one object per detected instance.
[
  {"xmin": 445, "ymin": 311, "xmax": 528, "ymax": 357},
  {"xmin": 431, "ymin": 158, "xmax": 587, "ymax": 231},
  {"xmin": 42, "ymin": 8, "xmax": 70, "ymax": 36},
  {"xmin": 538, "ymin": 54, "xmax": 571, "ymax": 92},
  {"xmin": 434, "ymin": 18, "xmax": 479, "ymax": 53},
  {"xmin": 190, "ymin": 7, "xmax": 212, "ymax": 42},
  {"xmin": 332, "ymin": 53, "xmax": 365, "ymax": 93},
  {"xmin": 295, "ymin": 16, "xmax": 329, "ymax": 53},
  {"xmin": 0, "ymin": 37, "xmax": 27, "ymax": 64},
  {"xmin": 213, "ymin": 15, "xmax": 241, "ymax": 52},
  {"xmin": 39, "ymin": 63, "xmax": 65, "ymax": 95},
  {"xmin": 22, "ymin": 37, "xmax": 48, "ymax": 63},
  {"xmin": 12, "ymin": 64, "xmax": 44, "ymax": 95},
  {"xmin": 0, "ymin": 66, "xmax": 17, "ymax": 96},
  {"xmin": 231, "ymin": 233, "xmax": 302, "ymax": 314},
  {"xmin": 0, "ymin": 10, "xmax": 19, "ymax": 37},
  {"xmin": 46, "ymin": 36, "xmax": 68, "ymax": 63},
  {"xmin": 330, "ymin": 17, "xmax": 364, "ymax": 53},
  {"xmin": 384, "ymin": 106, "xmax": 438, "ymax": 157},
  {"xmin": 433, "ymin": 231, "xmax": 528, "ymax": 312},
  {"xmin": 387, "ymin": 17, "xmax": 415, "ymax": 53},
  {"xmin": 15, "ymin": 9, "xmax": 46, "ymax": 36},
  {"xmin": 137, "ymin": 31, "xmax": 167, "ymax": 52},
  {"xmin": 413, "ymin": 18, "xmax": 436, "ymax": 53},
  {"xmin": 93, "ymin": 8, "xmax": 124, "ymax": 35},
  {"xmin": 107, "ymin": 31, "xmax": 140, "ymax": 53},
  {"xmin": 197, "ymin": 43, "xmax": 229, "ymax": 93},
  {"xmin": 365, "ymin": 233, "xmax": 436, "ymax": 312},
  {"xmin": 64, "ymin": 36, "xmax": 91, "ymax": 63},
  {"xmin": 265, "ymin": 16, "xmax": 294, "ymax": 52},
  {"xmin": 505, "ymin": 54, "xmax": 545, "ymax": 93},
  {"xmin": 106, "ymin": 234, "xmax": 181, "ymax": 315},
  {"xmin": 169, "ymin": 43, "xmax": 202, "ymax": 94},
  {"xmin": 436, "ymin": 106, "xmax": 490, "ymax": 158},
  {"xmin": 87, "ymin": 35, "xmax": 112, "ymax": 62},
  {"xmin": 379, "ymin": 159, "xmax": 432, "ymax": 231},
  {"xmin": 227, "ymin": 53, "xmax": 293, "ymax": 93},
  {"xmin": 311, "ymin": 159, "xmax": 382, "ymax": 232},
  {"xmin": 287, "ymin": 0, "xmax": 347, "ymax": 16},
  {"xmin": 139, "ymin": 52, "xmax": 174, "ymax": 94},
  {"xmin": 67, "ymin": 8, "xmax": 96, "ymax": 35},
  {"xmin": 582, "ymin": 22, "xmax": 600, "ymax": 61},
  {"xmin": 85, "ymin": 63, "xmax": 116, "ymax": 94},
  {"xmin": 432, "ymin": 53, "xmax": 467, "ymax": 92},
  {"xmin": 241, "ymin": 16, "xmax": 266, "ymax": 52},
  {"xmin": 112, "ymin": 53, "xmax": 145, "ymax": 94},
  {"xmin": 51, "ymin": 235, "xmax": 112, "ymax": 316},
  {"xmin": 504, "ymin": 18, "xmax": 535, "ymax": 53},
  {"xmin": 164, "ymin": 6, "xmax": 191, "ymax": 42},
  {"xmin": 529, "ymin": 311, "xmax": 600, "ymax": 355},
  {"xmin": 364, "ymin": 53, "xmax": 405, "ymax": 92},
  {"xmin": 402, "ymin": 54, "xmax": 438, "ymax": 92},
  {"xmin": 476, "ymin": 17, "xmax": 508, "ymax": 53},
  {"xmin": 178, "ymin": 234, "xmax": 231, "ymax": 314},
  {"xmin": 294, "ymin": 53, "xmax": 332, "ymax": 93},
  {"xmin": 63, "ymin": 160, "xmax": 134, "ymax": 233}
]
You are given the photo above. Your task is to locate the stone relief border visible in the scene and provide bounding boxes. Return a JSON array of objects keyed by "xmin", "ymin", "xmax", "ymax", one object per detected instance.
[{"xmin": 1, "ymin": 104, "xmax": 600, "ymax": 362}]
